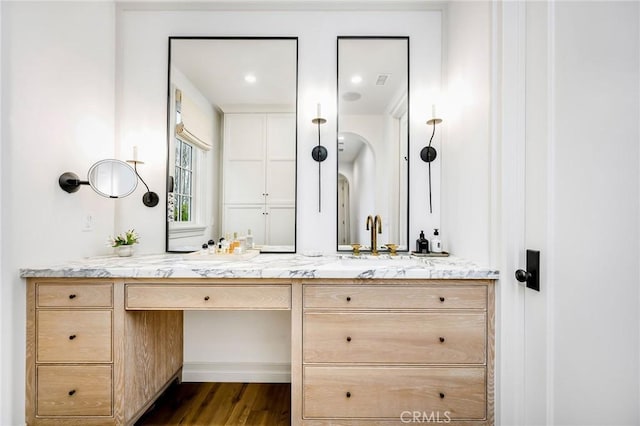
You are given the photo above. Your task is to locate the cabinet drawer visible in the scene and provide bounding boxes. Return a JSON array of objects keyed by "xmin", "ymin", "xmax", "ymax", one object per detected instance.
[
  {"xmin": 304, "ymin": 285, "xmax": 486, "ymax": 310},
  {"xmin": 304, "ymin": 312, "xmax": 485, "ymax": 364},
  {"xmin": 37, "ymin": 365, "xmax": 112, "ymax": 417},
  {"xmin": 37, "ymin": 283, "xmax": 112, "ymax": 308},
  {"xmin": 303, "ymin": 366, "xmax": 486, "ymax": 420},
  {"xmin": 126, "ymin": 285, "xmax": 291, "ymax": 310},
  {"xmin": 37, "ymin": 311, "xmax": 112, "ymax": 363}
]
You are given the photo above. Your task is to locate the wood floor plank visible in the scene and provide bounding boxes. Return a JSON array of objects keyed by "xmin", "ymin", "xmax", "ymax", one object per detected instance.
[{"xmin": 136, "ymin": 382, "xmax": 290, "ymax": 426}]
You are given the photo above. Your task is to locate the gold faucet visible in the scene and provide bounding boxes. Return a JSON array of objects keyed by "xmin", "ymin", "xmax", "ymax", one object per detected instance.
[{"xmin": 366, "ymin": 215, "xmax": 383, "ymax": 255}]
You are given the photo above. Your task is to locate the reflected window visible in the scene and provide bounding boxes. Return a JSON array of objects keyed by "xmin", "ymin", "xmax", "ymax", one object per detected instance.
[{"xmin": 173, "ymin": 95, "xmax": 194, "ymax": 222}]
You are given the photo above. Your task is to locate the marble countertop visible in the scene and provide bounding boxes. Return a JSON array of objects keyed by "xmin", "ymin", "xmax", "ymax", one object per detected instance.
[{"xmin": 20, "ymin": 252, "xmax": 499, "ymax": 280}]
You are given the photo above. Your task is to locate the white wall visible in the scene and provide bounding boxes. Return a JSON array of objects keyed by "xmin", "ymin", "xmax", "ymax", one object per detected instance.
[
  {"xmin": 341, "ymin": 114, "xmax": 403, "ymax": 246},
  {"xmin": 0, "ymin": 2, "xmax": 116, "ymax": 424},
  {"xmin": 552, "ymin": 2, "xmax": 639, "ymax": 424},
  {"xmin": 116, "ymin": 6, "xmax": 442, "ymax": 379},
  {"xmin": 441, "ymin": 1, "xmax": 492, "ymax": 264}
]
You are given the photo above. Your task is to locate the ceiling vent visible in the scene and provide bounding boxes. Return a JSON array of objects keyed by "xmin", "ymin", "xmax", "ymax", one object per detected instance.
[{"xmin": 376, "ymin": 74, "xmax": 390, "ymax": 86}]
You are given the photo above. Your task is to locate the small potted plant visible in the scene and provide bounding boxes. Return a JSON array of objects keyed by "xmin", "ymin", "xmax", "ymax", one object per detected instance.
[{"xmin": 110, "ymin": 229, "xmax": 139, "ymax": 257}]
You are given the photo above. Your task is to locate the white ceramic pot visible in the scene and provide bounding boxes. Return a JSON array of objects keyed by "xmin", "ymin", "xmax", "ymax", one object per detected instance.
[{"xmin": 116, "ymin": 245, "xmax": 134, "ymax": 257}]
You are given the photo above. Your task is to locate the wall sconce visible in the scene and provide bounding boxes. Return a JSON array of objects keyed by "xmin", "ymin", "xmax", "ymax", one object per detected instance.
[
  {"xmin": 127, "ymin": 146, "xmax": 159, "ymax": 207},
  {"xmin": 311, "ymin": 103, "xmax": 327, "ymax": 212},
  {"xmin": 420, "ymin": 105, "xmax": 442, "ymax": 214}
]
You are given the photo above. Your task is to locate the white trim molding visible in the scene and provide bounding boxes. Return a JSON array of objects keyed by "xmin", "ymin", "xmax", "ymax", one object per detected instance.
[{"xmin": 182, "ymin": 362, "xmax": 291, "ymax": 383}]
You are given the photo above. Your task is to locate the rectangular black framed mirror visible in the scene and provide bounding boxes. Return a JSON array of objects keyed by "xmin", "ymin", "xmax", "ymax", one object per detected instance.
[
  {"xmin": 166, "ymin": 37, "xmax": 298, "ymax": 253},
  {"xmin": 337, "ymin": 36, "xmax": 409, "ymax": 252}
]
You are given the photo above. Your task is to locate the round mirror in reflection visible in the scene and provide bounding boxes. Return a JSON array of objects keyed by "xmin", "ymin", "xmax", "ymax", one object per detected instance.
[{"xmin": 87, "ymin": 159, "xmax": 138, "ymax": 198}]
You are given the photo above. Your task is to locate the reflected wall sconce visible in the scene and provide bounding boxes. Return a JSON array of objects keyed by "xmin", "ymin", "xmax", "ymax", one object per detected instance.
[
  {"xmin": 420, "ymin": 105, "xmax": 442, "ymax": 214},
  {"xmin": 311, "ymin": 103, "xmax": 327, "ymax": 212},
  {"xmin": 127, "ymin": 146, "xmax": 159, "ymax": 207}
]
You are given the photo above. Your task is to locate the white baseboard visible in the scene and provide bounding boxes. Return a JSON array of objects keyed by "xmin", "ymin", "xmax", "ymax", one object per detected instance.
[{"xmin": 182, "ymin": 362, "xmax": 291, "ymax": 383}]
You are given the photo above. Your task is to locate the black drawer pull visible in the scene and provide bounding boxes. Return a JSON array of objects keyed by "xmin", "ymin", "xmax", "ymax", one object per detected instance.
[
  {"xmin": 68, "ymin": 294, "xmax": 77, "ymax": 299},
  {"xmin": 439, "ymin": 337, "xmax": 445, "ymax": 343},
  {"xmin": 346, "ymin": 336, "xmax": 352, "ymax": 342},
  {"xmin": 439, "ymin": 296, "xmax": 445, "ymax": 302},
  {"xmin": 346, "ymin": 392, "xmax": 351, "ymax": 398},
  {"xmin": 204, "ymin": 296, "xmax": 210, "ymax": 301},
  {"xmin": 69, "ymin": 334, "xmax": 77, "ymax": 340},
  {"xmin": 346, "ymin": 296, "xmax": 351, "ymax": 302},
  {"xmin": 439, "ymin": 392, "xmax": 445, "ymax": 399},
  {"xmin": 68, "ymin": 389, "xmax": 76, "ymax": 396}
]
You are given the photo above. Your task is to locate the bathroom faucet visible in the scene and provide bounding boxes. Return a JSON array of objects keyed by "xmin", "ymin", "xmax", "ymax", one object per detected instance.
[{"xmin": 366, "ymin": 215, "xmax": 382, "ymax": 255}]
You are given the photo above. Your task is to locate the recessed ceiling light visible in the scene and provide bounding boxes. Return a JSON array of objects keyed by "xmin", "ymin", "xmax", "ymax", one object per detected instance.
[
  {"xmin": 244, "ymin": 74, "xmax": 257, "ymax": 83},
  {"xmin": 342, "ymin": 92, "xmax": 362, "ymax": 102},
  {"xmin": 351, "ymin": 75, "xmax": 363, "ymax": 84}
]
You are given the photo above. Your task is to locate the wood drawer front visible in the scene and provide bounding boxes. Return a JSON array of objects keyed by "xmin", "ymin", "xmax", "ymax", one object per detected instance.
[
  {"xmin": 303, "ymin": 366, "xmax": 486, "ymax": 420},
  {"xmin": 37, "ymin": 365, "xmax": 112, "ymax": 417},
  {"xmin": 304, "ymin": 285, "xmax": 487, "ymax": 310},
  {"xmin": 304, "ymin": 312, "xmax": 486, "ymax": 364},
  {"xmin": 37, "ymin": 283, "xmax": 113, "ymax": 308},
  {"xmin": 125, "ymin": 285, "xmax": 291, "ymax": 310},
  {"xmin": 37, "ymin": 311, "xmax": 112, "ymax": 363}
]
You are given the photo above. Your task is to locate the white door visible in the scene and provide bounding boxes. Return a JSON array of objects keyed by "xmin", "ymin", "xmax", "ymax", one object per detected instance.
[
  {"xmin": 266, "ymin": 113, "xmax": 296, "ymax": 205},
  {"xmin": 266, "ymin": 205, "xmax": 295, "ymax": 248},
  {"xmin": 223, "ymin": 114, "xmax": 266, "ymax": 204},
  {"xmin": 499, "ymin": 2, "xmax": 640, "ymax": 425},
  {"xmin": 223, "ymin": 205, "xmax": 265, "ymax": 245},
  {"xmin": 497, "ymin": 2, "xmax": 548, "ymax": 424}
]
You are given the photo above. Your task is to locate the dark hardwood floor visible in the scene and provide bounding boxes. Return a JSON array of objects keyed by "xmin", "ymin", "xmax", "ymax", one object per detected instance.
[{"xmin": 135, "ymin": 382, "xmax": 291, "ymax": 426}]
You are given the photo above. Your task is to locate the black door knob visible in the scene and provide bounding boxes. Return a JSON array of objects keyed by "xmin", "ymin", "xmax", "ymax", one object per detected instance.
[{"xmin": 515, "ymin": 269, "xmax": 531, "ymax": 283}]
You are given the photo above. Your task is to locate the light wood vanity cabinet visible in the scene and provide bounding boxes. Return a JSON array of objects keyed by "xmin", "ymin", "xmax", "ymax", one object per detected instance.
[
  {"xmin": 26, "ymin": 279, "xmax": 184, "ymax": 425},
  {"xmin": 297, "ymin": 280, "xmax": 495, "ymax": 425},
  {"xmin": 29, "ymin": 282, "xmax": 117, "ymax": 422},
  {"xmin": 26, "ymin": 277, "xmax": 494, "ymax": 425}
]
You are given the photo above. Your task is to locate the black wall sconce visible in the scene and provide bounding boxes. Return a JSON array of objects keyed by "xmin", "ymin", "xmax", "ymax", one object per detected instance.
[
  {"xmin": 311, "ymin": 103, "xmax": 327, "ymax": 212},
  {"xmin": 420, "ymin": 106, "xmax": 442, "ymax": 214},
  {"xmin": 126, "ymin": 165, "xmax": 159, "ymax": 207},
  {"xmin": 127, "ymin": 146, "xmax": 159, "ymax": 207}
]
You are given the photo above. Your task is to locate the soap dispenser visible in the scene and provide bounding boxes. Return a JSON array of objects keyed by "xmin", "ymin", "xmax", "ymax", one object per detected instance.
[
  {"xmin": 431, "ymin": 229, "xmax": 442, "ymax": 253},
  {"xmin": 416, "ymin": 230, "xmax": 429, "ymax": 254}
]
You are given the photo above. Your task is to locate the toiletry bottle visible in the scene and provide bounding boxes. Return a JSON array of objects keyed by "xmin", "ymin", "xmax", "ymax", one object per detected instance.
[
  {"xmin": 416, "ymin": 230, "xmax": 429, "ymax": 254},
  {"xmin": 431, "ymin": 229, "xmax": 442, "ymax": 253},
  {"xmin": 221, "ymin": 235, "xmax": 230, "ymax": 254},
  {"xmin": 230, "ymin": 232, "xmax": 239, "ymax": 252},
  {"xmin": 246, "ymin": 229, "xmax": 254, "ymax": 249},
  {"xmin": 207, "ymin": 239, "xmax": 216, "ymax": 254},
  {"xmin": 200, "ymin": 243, "xmax": 209, "ymax": 255}
]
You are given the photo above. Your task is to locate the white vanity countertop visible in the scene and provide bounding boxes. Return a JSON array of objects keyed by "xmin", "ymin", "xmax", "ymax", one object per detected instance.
[{"xmin": 20, "ymin": 253, "xmax": 499, "ymax": 280}]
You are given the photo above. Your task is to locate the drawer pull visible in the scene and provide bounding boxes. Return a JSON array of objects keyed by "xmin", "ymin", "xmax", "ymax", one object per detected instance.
[
  {"xmin": 439, "ymin": 337, "xmax": 445, "ymax": 343},
  {"xmin": 346, "ymin": 296, "xmax": 351, "ymax": 302},
  {"xmin": 69, "ymin": 334, "xmax": 77, "ymax": 340},
  {"xmin": 68, "ymin": 389, "xmax": 76, "ymax": 396},
  {"xmin": 204, "ymin": 296, "xmax": 210, "ymax": 301},
  {"xmin": 439, "ymin": 392, "xmax": 445, "ymax": 399},
  {"xmin": 439, "ymin": 296, "xmax": 445, "ymax": 302},
  {"xmin": 68, "ymin": 294, "xmax": 77, "ymax": 299},
  {"xmin": 346, "ymin": 336, "xmax": 352, "ymax": 342},
  {"xmin": 346, "ymin": 392, "xmax": 351, "ymax": 398}
]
